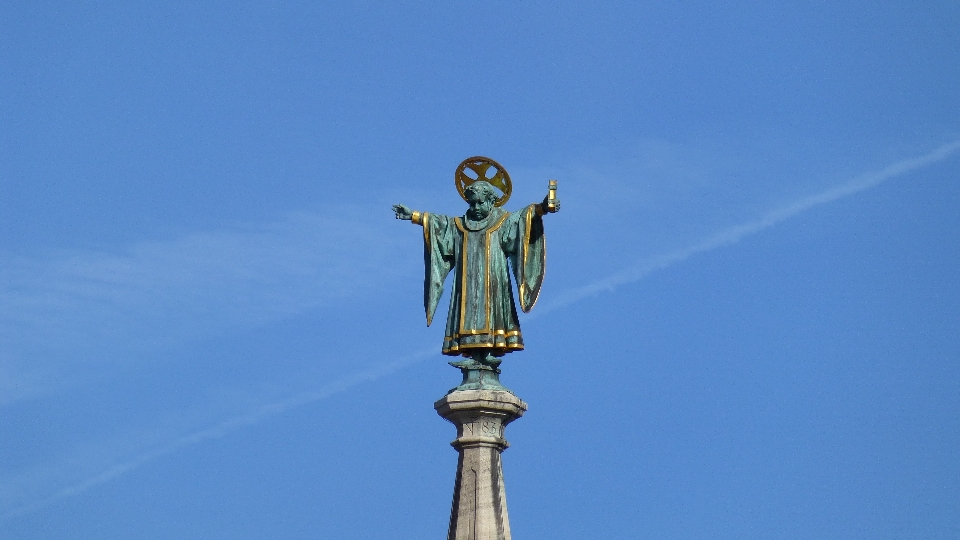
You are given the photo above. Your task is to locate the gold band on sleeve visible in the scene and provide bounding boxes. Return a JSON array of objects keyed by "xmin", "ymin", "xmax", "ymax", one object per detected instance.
[{"xmin": 411, "ymin": 210, "xmax": 423, "ymax": 225}]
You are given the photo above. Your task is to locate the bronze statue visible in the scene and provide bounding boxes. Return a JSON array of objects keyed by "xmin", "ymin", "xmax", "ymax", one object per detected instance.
[{"xmin": 393, "ymin": 156, "xmax": 559, "ymax": 391}]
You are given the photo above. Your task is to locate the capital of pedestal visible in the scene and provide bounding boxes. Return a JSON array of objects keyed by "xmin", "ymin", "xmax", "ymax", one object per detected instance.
[{"xmin": 435, "ymin": 390, "xmax": 528, "ymax": 451}]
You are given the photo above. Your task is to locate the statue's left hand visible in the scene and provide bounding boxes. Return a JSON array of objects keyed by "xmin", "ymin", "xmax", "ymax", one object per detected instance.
[
  {"xmin": 540, "ymin": 196, "xmax": 560, "ymax": 214},
  {"xmin": 392, "ymin": 204, "xmax": 413, "ymax": 220}
]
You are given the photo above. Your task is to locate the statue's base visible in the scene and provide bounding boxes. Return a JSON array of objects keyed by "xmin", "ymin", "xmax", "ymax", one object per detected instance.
[
  {"xmin": 448, "ymin": 358, "xmax": 510, "ymax": 394},
  {"xmin": 435, "ymin": 390, "xmax": 527, "ymax": 540}
]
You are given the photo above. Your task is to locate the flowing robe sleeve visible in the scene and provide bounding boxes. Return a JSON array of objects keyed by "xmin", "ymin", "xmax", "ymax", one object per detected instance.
[
  {"xmin": 419, "ymin": 212, "xmax": 456, "ymax": 326},
  {"xmin": 501, "ymin": 204, "xmax": 547, "ymax": 313}
]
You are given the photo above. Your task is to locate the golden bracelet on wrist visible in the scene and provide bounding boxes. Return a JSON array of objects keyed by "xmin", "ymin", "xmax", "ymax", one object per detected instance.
[{"xmin": 411, "ymin": 210, "xmax": 423, "ymax": 225}]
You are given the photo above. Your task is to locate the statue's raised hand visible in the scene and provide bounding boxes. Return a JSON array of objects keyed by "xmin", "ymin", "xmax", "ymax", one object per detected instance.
[
  {"xmin": 392, "ymin": 204, "xmax": 413, "ymax": 220},
  {"xmin": 540, "ymin": 195, "xmax": 561, "ymax": 214}
]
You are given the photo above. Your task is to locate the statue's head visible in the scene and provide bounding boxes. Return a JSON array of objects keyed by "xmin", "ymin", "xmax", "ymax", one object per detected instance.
[{"xmin": 464, "ymin": 181, "xmax": 498, "ymax": 221}]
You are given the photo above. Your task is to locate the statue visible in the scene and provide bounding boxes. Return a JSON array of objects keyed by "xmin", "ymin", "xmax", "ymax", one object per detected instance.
[{"xmin": 393, "ymin": 156, "xmax": 560, "ymax": 392}]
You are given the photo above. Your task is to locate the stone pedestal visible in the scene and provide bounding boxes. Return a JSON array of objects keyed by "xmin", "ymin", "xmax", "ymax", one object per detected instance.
[{"xmin": 435, "ymin": 390, "xmax": 528, "ymax": 540}]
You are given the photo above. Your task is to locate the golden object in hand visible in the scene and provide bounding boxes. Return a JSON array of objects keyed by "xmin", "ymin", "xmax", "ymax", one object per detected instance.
[{"xmin": 546, "ymin": 179, "xmax": 558, "ymax": 212}]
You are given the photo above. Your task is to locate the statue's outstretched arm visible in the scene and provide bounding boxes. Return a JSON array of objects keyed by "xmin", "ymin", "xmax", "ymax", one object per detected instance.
[{"xmin": 393, "ymin": 204, "xmax": 428, "ymax": 225}]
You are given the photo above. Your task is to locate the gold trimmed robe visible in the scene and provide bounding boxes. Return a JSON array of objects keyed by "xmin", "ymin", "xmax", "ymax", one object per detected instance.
[{"xmin": 416, "ymin": 204, "xmax": 546, "ymax": 356}]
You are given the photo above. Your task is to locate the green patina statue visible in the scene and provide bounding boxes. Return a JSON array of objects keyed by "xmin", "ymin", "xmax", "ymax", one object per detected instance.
[{"xmin": 393, "ymin": 156, "xmax": 560, "ymax": 393}]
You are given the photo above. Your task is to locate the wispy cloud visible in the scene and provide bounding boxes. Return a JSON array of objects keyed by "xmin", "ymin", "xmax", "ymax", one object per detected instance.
[
  {"xmin": 534, "ymin": 138, "xmax": 960, "ymax": 316},
  {"xmin": 2, "ymin": 139, "xmax": 957, "ymax": 521},
  {"xmin": 0, "ymin": 209, "xmax": 410, "ymax": 403}
]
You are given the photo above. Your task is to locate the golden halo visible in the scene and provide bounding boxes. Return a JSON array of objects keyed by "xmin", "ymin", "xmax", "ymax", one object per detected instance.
[{"xmin": 454, "ymin": 156, "xmax": 512, "ymax": 207}]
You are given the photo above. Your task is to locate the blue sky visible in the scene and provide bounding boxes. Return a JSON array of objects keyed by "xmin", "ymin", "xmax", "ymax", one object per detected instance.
[{"xmin": 2, "ymin": 2, "xmax": 959, "ymax": 538}]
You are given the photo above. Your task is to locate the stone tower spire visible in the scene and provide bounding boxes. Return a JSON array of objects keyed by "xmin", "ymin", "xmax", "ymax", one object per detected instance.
[{"xmin": 435, "ymin": 390, "xmax": 527, "ymax": 540}]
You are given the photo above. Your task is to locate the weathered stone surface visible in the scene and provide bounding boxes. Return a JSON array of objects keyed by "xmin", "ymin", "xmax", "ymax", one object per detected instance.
[{"xmin": 435, "ymin": 390, "xmax": 527, "ymax": 540}]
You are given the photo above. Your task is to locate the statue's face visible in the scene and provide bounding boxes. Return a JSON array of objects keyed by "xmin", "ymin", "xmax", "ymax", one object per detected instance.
[{"xmin": 466, "ymin": 190, "xmax": 495, "ymax": 220}]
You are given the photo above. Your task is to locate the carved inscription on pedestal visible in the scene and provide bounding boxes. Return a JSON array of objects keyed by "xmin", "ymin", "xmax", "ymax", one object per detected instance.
[{"xmin": 461, "ymin": 416, "xmax": 505, "ymax": 440}]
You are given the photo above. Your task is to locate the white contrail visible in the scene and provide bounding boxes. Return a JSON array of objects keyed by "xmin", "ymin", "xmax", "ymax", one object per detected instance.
[
  {"xmin": 534, "ymin": 138, "xmax": 960, "ymax": 316},
  {"xmin": 3, "ymin": 139, "xmax": 958, "ymax": 520},
  {"xmin": 0, "ymin": 348, "xmax": 434, "ymax": 520}
]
